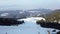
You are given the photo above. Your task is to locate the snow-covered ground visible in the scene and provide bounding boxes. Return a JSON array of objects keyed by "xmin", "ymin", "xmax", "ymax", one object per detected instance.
[
  {"xmin": 18, "ymin": 17, "xmax": 45, "ymax": 23},
  {"xmin": 0, "ymin": 17, "xmax": 59, "ymax": 34}
]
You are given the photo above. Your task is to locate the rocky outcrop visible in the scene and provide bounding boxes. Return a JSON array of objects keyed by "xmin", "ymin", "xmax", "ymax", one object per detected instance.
[
  {"xmin": 36, "ymin": 21, "xmax": 60, "ymax": 30},
  {"xmin": 0, "ymin": 18, "xmax": 24, "ymax": 26}
]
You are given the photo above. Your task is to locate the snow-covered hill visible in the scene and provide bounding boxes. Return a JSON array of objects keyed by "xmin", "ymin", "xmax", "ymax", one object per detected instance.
[
  {"xmin": 0, "ymin": 9, "xmax": 52, "ymax": 18},
  {"xmin": 18, "ymin": 17, "xmax": 45, "ymax": 23}
]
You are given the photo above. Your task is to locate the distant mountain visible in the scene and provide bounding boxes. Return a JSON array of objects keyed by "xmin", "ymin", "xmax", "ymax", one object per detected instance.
[
  {"xmin": 0, "ymin": 10, "xmax": 26, "ymax": 18},
  {"xmin": 25, "ymin": 9, "xmax": 52, "ymax": 17},
  {"xmin": 26, "ymin": 9, "xmax": 52, "ymax": 13},
  {"xmin": 0, "ymin": 9, "xmax": 52, "ymax": 18}
]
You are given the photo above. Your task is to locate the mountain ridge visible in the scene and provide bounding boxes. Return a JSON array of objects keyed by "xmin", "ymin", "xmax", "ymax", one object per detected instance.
[{"xmin": 0, "ymin": 8, "xmax": 52, "ymax": 18}]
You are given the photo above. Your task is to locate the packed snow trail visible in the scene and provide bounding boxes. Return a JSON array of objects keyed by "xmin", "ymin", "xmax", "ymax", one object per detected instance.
[{"xmin": 0, "ymin": 17, "xmax": 59, "ymax": 34}]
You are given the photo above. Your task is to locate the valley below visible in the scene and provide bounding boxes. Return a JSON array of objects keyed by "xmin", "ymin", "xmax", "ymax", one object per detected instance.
[{"xmin": 0, "ymin": 17, "xmax": 60, "ymax": 34}]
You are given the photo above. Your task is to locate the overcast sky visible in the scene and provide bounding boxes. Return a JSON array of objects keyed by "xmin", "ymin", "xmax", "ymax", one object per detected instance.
[{"xmin": 0, "ymin": 0, "xmax": 60, "ymax": 10}]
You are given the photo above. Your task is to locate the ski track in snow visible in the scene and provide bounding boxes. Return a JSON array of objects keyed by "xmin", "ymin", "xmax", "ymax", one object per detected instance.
[{"xmin": 0, "ymin": 17, "xmax": 59, "ymax": 34}]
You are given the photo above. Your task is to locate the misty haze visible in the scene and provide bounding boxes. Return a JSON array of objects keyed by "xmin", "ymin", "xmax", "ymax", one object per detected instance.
[{"xmin": 0, "ymin": 0, "xmax": 60, "ymax": 34}]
